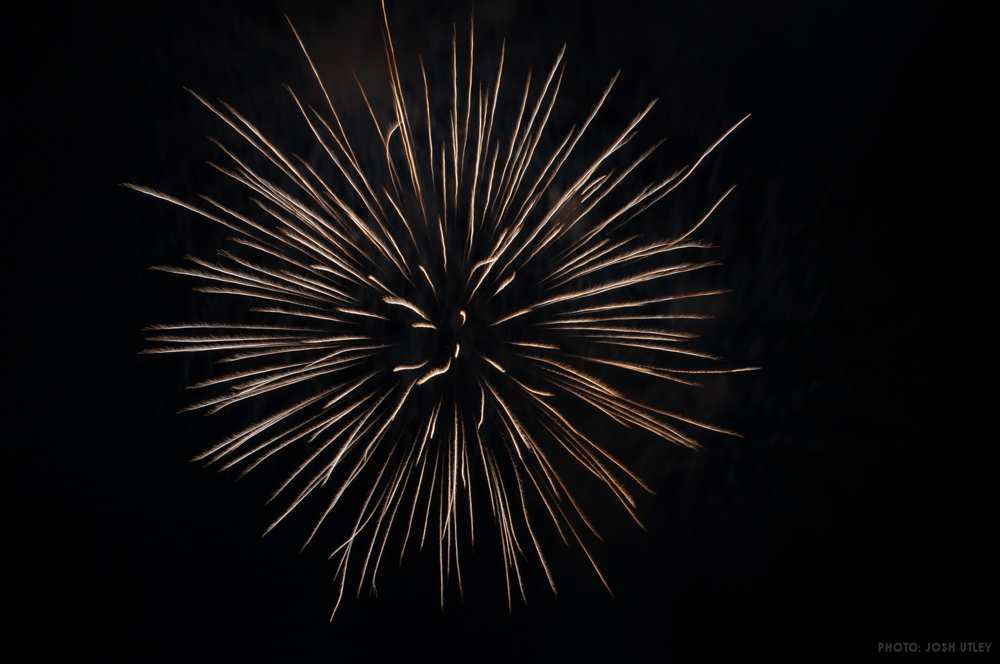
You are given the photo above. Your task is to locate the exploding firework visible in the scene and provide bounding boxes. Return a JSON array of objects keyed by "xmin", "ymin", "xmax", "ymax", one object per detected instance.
[{"xmin": 127, "ymin": 2, "xmax": 755, "ymax": 618}]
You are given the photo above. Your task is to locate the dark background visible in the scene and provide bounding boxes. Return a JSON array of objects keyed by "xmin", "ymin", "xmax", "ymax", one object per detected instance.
[{"xmin": 6, "ymin": 1, "xmax": 992, "ymax": 662}]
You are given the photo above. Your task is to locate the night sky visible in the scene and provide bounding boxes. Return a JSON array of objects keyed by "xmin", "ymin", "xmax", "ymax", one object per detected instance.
[{"xmin": 6, "ymin": 1, "xmax": 992, "ymax": 661}]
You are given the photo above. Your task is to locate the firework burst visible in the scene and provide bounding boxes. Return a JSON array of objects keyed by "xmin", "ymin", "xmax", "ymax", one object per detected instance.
[{"xmin": 127, "ymin": 2, "xmax": 755, "ymax": 618}]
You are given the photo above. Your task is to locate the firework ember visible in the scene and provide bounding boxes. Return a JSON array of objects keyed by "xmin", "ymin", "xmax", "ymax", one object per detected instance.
[{"xmin": 127, "ymin": 1, "xmax": 756, "ymax": 618}]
